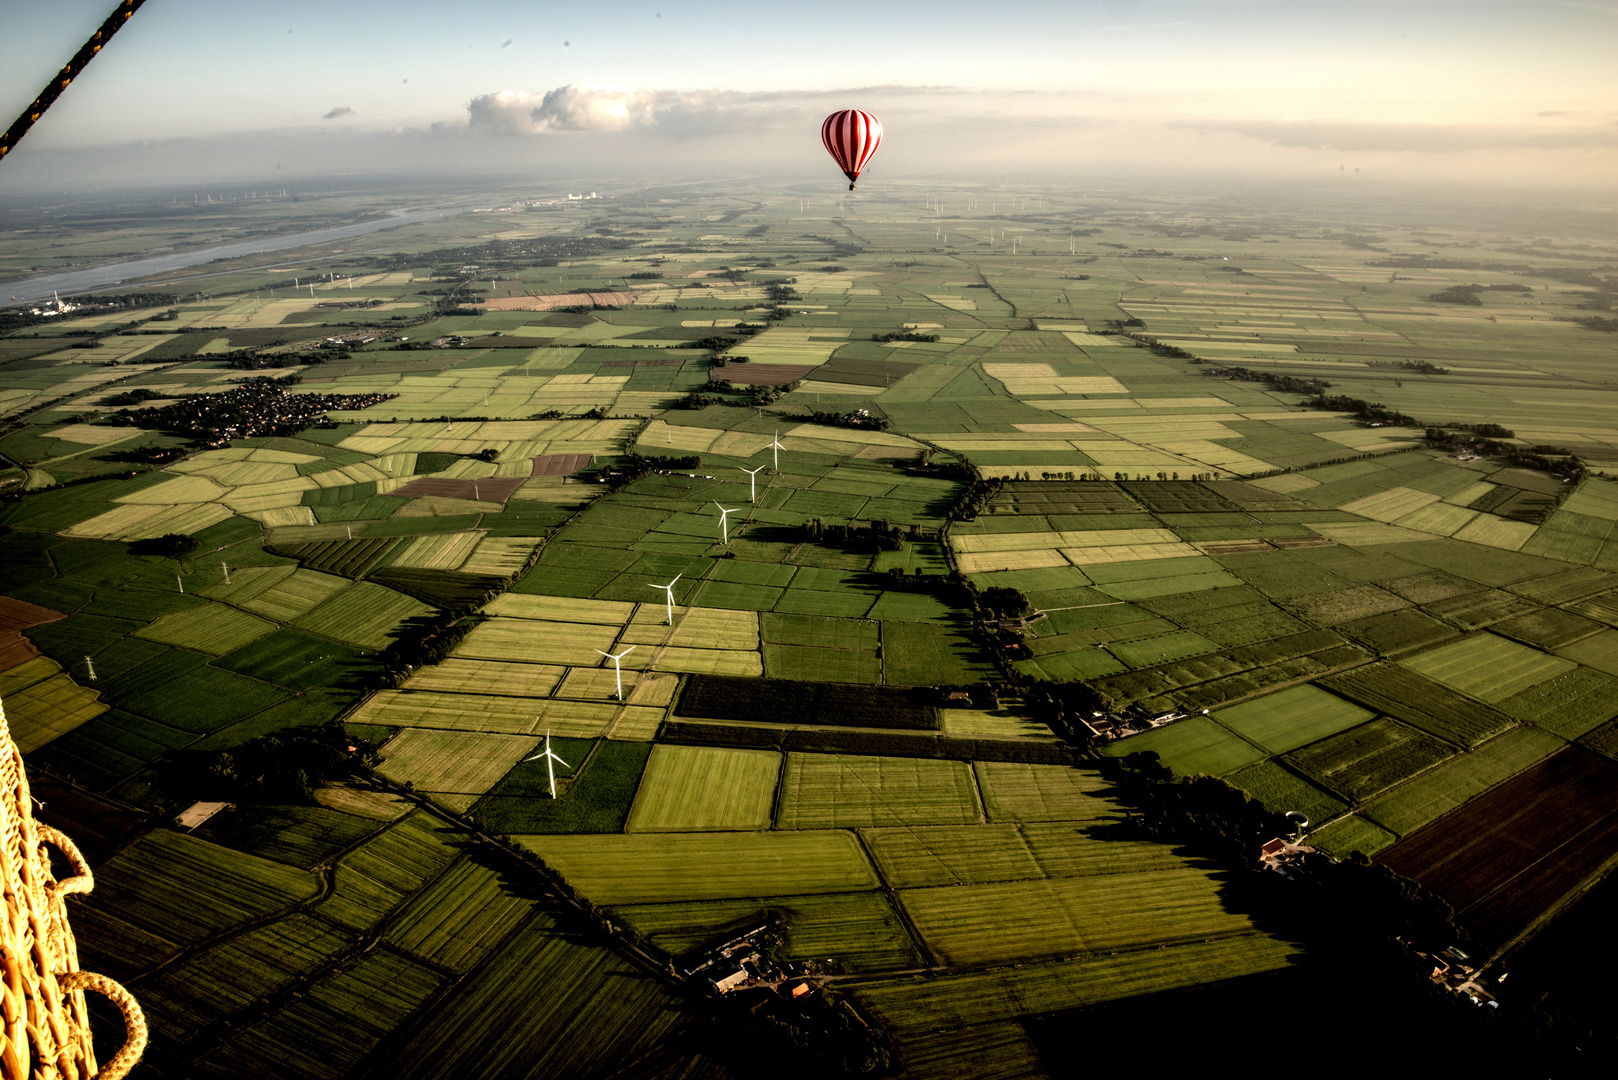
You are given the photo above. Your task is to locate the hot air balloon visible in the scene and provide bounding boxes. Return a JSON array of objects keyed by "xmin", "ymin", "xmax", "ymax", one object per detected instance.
[{"xmin": 822, "ymin": 110, "xmax": 883, "ymax": 191}]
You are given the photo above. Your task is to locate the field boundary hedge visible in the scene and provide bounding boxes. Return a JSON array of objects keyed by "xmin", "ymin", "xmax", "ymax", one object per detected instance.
[{"xmin": 660, "ymin": 719, "xmax": 1074, "ymax": 764}]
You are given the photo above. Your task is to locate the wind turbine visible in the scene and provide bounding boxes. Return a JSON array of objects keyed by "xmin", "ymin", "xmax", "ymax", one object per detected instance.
[
  {"xmin": 714, "ymin": 503, "xmax": 741, "ymax": 545},
  {"xmin": 767, "ymin": 431, "xmax": 786, "ymax": 472},
  {"xmin": 595, "ymin": 646, "xmax": 635, "ymax": 700},
  {"xmin": 648, "ymin": 574, "xmax": 681, "ymax": 625},
  {"xmin": 522, "ymin": 730, "xmax": 571, "ymax": 798},
  {"xmin": 739, "ymin": 464, "xmax": 765, "ymax": 503}
]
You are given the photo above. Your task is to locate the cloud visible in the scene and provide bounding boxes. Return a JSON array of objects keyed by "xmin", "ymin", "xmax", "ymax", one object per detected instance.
[
  {"xmin": 323, "ymin": 107, "xmax": 353, "ymax": 120},
  {"xmin": 1171, "ymin": 118, "xmax": 1618, "ymax": 153},
  {"xmin": 460, "ymin": 83, "xmax": 987, "ymax": 139},
  {"xmin": 466, "ymin": 86, "xmax": 669, "ymax": 134}
]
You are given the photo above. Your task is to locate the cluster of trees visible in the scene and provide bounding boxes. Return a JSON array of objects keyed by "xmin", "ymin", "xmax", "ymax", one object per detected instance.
[
  {"xmin": 1367, "ymin": 359, "xmax": 1451, "ymax": 375},
  {"xmin": 1425, "ymin": 429, "xmax": 1583, "ymax": 479},
  {"xmin": 805, "ymin": 409, "xmax": 890, "ymax": 431},
  {"xmin": 376, "ymin": 613, "xmax": 484, "ymax": 684},
  {"xmin": 978, "ymin": 586, "xmax": 1032, "ymax": 620},
  {"xmin": 1312, "ymin": 393, "xmax": 1420, "ymax": 426},
  {"xmin": 0, "ymin": 291, "xmax": 180, "ymax": 333},
  {"xmin": 101, "ymin": 387, "xmax": 164, "ymax": 407},
  {"xmin": 1428, "ymin": 282, "xmax": 1534, "ymax": 305},
  {"xmin": 945, "ymin": 473, "xmax": 1001, "ymax": 521},
  {"xmin": 1121, "ymin": 333, "xmax": 1196, "ymax": 359},
  {"xmin": 870, "ymin": 331, "xmax": 939, "ymax": 343},
  {"xmin": 603, "ymin": 452, "xmax": 703, "ymax": 490},
  {"xmin": 799, "ymin": 517, "xmax": 915, "ymax": 551},
  {"xmin": 157, "ymin": 722, "xmax": 380, "ymax": 805},
  {"xmin": 98, "ymin": 445, "xmax": 188, "ymax": 465},
  {"xmin": 674, "ymin": 391, "xmax": 721, "ymax": 410},
  {"xmin": 128, "ymin": 533, "xmax": 199, "ymax": 558}
]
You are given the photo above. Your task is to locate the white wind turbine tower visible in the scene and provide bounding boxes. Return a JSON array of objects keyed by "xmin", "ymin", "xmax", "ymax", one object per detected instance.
[
  {"xmin": 595, "ymin": 646, "xmax": 635, "ymax": 700},
  {"xmin": 648, "ymin": 574, "xmax": 681, "ymax": 625},
  {"xmin": 767, "ymin": 431, "xmax": 786, "ymax": 472},
  {"xmin": 714, "ymin": 503, "xmax": 741, "ymax": 545},
  {"xmin": 523, "ymin": 730, "xmax": 572, "ymax": 798},
  {"xmin": 739, "ymin": 464, "xmax": 765, "ymax": 503}
]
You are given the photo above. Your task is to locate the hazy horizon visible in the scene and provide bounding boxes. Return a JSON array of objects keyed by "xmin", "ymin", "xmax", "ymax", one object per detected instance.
[{"xmin": 0, "ymin": 0, "xmax": 1613, "ymax": 193}]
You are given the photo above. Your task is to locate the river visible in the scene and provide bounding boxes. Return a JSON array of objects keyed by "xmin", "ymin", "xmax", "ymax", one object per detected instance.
[{"xmin": 0, "ymin": 205, "xmax": 468, "ymax": 307}]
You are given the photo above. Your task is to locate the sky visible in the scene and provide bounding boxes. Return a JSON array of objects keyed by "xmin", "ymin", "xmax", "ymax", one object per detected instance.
[{"xmin": 0, "ymin": 0, "xmax": 1613, "ymax": 191}]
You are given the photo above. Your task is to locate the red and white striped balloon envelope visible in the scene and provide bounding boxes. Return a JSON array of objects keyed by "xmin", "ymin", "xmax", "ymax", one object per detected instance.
[{"xmin": 821, "ymin": 110, "xmax": 883, "ymax": 191}]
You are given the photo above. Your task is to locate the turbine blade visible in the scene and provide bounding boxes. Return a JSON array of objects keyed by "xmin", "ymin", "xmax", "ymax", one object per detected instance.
[
  {"xmin": 669, "ymin": 574, "xmax": 680, "ymax": 587},
  {"xmin": 551, "ymin": 754, "xmax": 570, "ymax": 768}
]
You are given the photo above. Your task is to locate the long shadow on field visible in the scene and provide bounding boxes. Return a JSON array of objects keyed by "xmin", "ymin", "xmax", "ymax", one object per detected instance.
[{"xmin": 1049, "ymin": 754, "xmax": 1583, "ymax": 1076}]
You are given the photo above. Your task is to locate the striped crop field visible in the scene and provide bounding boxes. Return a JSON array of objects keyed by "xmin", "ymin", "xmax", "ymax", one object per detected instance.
[
  {"xmin": 391, "ymin": 531, "xmax": 485, "ymax": 570},
  {"xmin": 384, "ymin": 857, "xmax": 534, "ymax": 972},
  {"xmin": 64, "ymin": 501, "xmax": 235, "ymax": 541},
  {"xmin": 81, "ymin": 830, "xmax": 320, "ymax": 945},
  {"xmin": 619, "ymin": 605, "xmax": 760, "ymax": 650},
  {"xmin": 293, "ymin": 582, "xmax": 433, "ymax": 650},
  {"xmin": 2, "ymin": 672, "xmax": 108, "ymax": 753},
  {"xmin": 1362, "ymin": 726, "xmax": 1567, "ymax": 837},
  {"xmin": 1452, "ymin": 515, "xmax": 1538, "ymax": 551},
  {"xmin": 1286, "ymin": 718, "xmax": 1456, "ymax": 801},
  {"xmin": 1399, "ymin": 633, "xmax": 1574, "ymax": 703},
  {"xmin": 897, "ymin": 867, "xmax": 1259, "ymax": 966},
  {"xmin": 402, "ymin": 659, "xmax": 567, "ymax": 698},
  {"xmin": 973, "ymin": 763, "xmax": 1120, "ymax": 823},
  {"xmin": 513, "ymin": 832, "xmax": 880, "ymax": 904},
  {"xmin": 458, "ymin": 537, "xmax": 542, "ymax": 576},
  {"xmin": 956, "ymin": 549, "xmax": 1068, "ymax": 575},
  {"xmin": 1338, "ymin": 487, "xmax": 1443, "ymax": 522},
  {"xmin": 775, "ymin": 754, "xmax": 982, "ymax": 829},
  {"xmin": 453, "ymin": 618, "xmax": 622, "ymax": 666},
  {"xmin": 1098, "ymin": 717, "xmax": 1267, "ymax": 778},
  {"xmin": 1061, "ymin": 542, "xmax": 1202, "ymax": 566},
  {"xmin": 316, "ymin": 812, "xmax": 461, "ymax": 934},
  {"xmin": 484, "ymin": 594, "xmax": 634, "ymax": 625},
  {"xmin": 624, "ymin": 745, "xmax": 781, "ymax": 832},
  {"xmin": 850, "ymin": 936, "xmax": 1299, "ymax": 1048},
  {"xmin": 861, "ymin": 824, "xmax": 1044, "ymax": 888},
  {"xmin": 1395, "ymin": 502, "xmax": 1478, "ymax": 536},
  {"xmin": 349, "ymin": 690, "xmax": 629, "ymax": 738},
  {"xmin": 241, "ymin": 570, "xmax": 351, "ymax": 623},
  {"xmin": 556, "ymin": 665, "xmax": 677, "ymax": 706},
  {"xmin": 621, "ymin": 646, "xmax": 762, "ymax": 677},
  {"xmin": 200, "ymin": 564, "xmax": 296, "ymax": 605},
  {"xmin": 377, "ymin": 729, "xmax": 539, "ymax": 807},
  {"xmin": 373, "ymin": 906, "xmax": 689, "ymax": 1080},
  {"xmin": 136, "ymin": 602, "xmax": 278, "ymax": 655},
  {"xmin": 1210, "ymin": 684, "xmax": 1376, "ymax": 755}
]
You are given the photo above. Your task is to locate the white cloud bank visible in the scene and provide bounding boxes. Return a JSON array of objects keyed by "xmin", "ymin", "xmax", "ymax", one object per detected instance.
[{"xmin": 467, "ymin": 85, "xmax": 665, "ymax": 134}]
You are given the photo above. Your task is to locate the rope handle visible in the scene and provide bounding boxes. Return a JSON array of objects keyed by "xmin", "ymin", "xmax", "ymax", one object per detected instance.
[
  {"xmin": 55, "ymin": 971, "xmax": 147, "ymax": 1080},
  {"xmin": 35, "ymin": 823, "xmax": 94, "ymax": 898}
]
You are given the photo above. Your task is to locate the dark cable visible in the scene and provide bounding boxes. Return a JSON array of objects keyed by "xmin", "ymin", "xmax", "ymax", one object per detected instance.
[{"xmin": 0, "ymin": 0, "xmax": 147, "ymax": 165}]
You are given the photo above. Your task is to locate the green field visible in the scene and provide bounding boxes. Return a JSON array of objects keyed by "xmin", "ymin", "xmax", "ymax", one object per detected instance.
[
  {"xmin": 775, "ymin": 753, "xmax": 983, "ymax": 828},
  {"xmin": 624, "ymin": 744, "xmax": 781, "ymax": 831},
  {"xmin": 5, "ymin": 175, "xmax": 1617, "ymax": 1075},
  {"xmin": 514, "ymin": 832, "xmax": 880, "ymax": 903},
  {"xmin": 898, "ymin": 867, "xmax": 1260, "ymax": 966},
  {"xmin": 1098, "ymin": 716, "xmax": 1266, "ymax": 777},
  {"xmin": 1210, "ymin": 684, "xmax": 1376, "ymax": 755}
]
